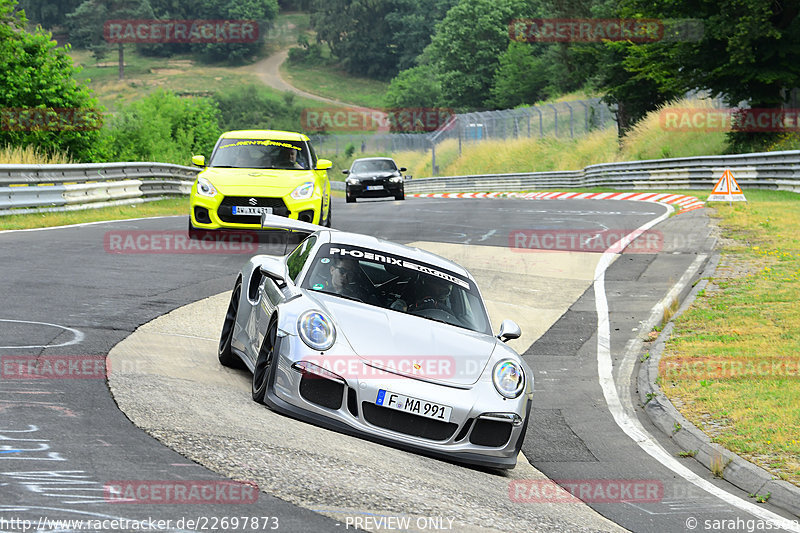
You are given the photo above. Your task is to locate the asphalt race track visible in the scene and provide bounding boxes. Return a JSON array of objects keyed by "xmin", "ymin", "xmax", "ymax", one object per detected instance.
[{"xmin": 1, "ymin": 197, "xmax": 798, "ymax": 533}]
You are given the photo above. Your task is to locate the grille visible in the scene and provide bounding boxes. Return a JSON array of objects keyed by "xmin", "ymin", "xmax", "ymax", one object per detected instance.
[
  {"xmin": 218, "ymin": 196, "xmax": 289, "ymax": 224},
  {"xmin": 361, "ymin": 402, "xmax": 458, "ymax": 441},
  {"xmin": 299, "ymin": 374, "xmax": 344, "ymax": 410},
  {"xmin": 469, "ymin": 418, "xmax": 512, "ymax": 447}
]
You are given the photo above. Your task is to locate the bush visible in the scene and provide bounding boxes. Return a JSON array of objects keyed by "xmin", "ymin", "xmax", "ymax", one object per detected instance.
[
  {"xmin": 213, "ymin": 84, "xmax": 302, "ymax": 133},
  {"xmin": 0, "ymin": 0, "xmax": 102, "ymax": 161},
  {"xmin": 101, "ymin": 90, "xmax": 221, "ymax": 164}
]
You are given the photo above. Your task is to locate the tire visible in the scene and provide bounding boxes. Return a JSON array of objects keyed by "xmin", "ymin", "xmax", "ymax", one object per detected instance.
[
  {"xmin": 325, "ymin": 204, "xmax": 332, "ymax": 227},
  {"xmin": 395, "ymin": 191, "xmax": 405, "ymax": 201},
  {"xmin": 252, "ymin": 317, "xmax": 278, "ymax": 404},
  {"xmin": 346, "ymin": 195, "xmax": 355, "ymax": 203},
  {"xmin": 218, "ymin": 281, "xmax": 244, "ymax": 368}
]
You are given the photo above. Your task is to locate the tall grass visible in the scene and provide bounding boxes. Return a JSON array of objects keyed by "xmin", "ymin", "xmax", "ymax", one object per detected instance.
[
  {"xmin": 397, "ymin": 97, "xmax": 737, "ymax": 178},
  {"xmin": 619, "ymin": 97, "xmax": 729, "ymax": 160},
  {"xmin": 0, "ymin": 145, "xmax": 73, "ymax": 164}
]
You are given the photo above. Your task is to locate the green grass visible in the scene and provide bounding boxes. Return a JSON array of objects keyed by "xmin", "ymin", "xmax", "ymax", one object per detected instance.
[
  {"xmin": 0, "ymin": 197, "xmax": 189, "ymax": 230},
  {"xmin": 0, "ymin": 189, "xmax": 346, "ymax": 230},
  {"xmin": 281, "ymin": 54, "xmax": 389, "ymax": 108},
  {"xmin": 71, "ymin": 47, "xmax": 326, "ymax": 113},
  {"xmin": 659, "ymin": 190, "xmax": 800, "ymax": 486}
]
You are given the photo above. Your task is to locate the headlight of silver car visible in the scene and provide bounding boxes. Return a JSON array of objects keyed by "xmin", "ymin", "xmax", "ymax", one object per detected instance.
[
  {"xmin": 298, "ymin": 310, "xmax": 336, "ymax": 351},
  {"xmin": 196, "ymin": 177, "xmax": 217, "ymax": 198},
  {"xmin": 492, "ymin": 359, "xmax": 525, "ymax": 398}
]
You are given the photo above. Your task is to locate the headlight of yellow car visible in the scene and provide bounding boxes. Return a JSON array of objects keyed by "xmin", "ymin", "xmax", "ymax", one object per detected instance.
[
  {"xmin": 196, "ymin": 177, "xmax": 217, "ymax": 198},
  {"xmin": 290, "ymin": 182, "xmax": 315, "ymax": 200}
]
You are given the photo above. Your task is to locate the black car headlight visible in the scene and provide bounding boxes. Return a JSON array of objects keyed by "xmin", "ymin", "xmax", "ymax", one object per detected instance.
[
  {"xmin": 298, "ymin": 310, "xmax": 336, "ymax": 351},
  {"xmin": 492, "ymin": 359, "xmax": 525, "ymax": 398}
]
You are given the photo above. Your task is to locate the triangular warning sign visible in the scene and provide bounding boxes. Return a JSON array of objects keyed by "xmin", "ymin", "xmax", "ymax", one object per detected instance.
[{"xmin": 707, "ymin": 169, "xmax": 747, "ymax": 202}]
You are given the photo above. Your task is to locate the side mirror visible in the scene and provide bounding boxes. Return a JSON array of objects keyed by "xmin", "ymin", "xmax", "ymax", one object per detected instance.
[
  {"xmin": 497, "ymin": 319, "xmax": 521, "ymax": 342},
  {"xmin": 399, "ymin": 167, "xmax": 407, "ymax": 172},
  {"xmin": 191, "ymin": 154, "xmax": 205, "ymax": 167},
  {"xmin": 342, "ymin": 169, "xmax": 350, "ymax": 175},
  {"xmin": 259, "ymin": 257, "xmax": 288, "ymax": 289},
  {"xmin": 316, "ymin": 159, "xmax": 333, "ymax": 170}
]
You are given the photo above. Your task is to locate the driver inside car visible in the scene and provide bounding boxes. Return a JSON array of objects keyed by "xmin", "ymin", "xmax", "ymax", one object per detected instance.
[
  {"xmin": 327, "ymin": 258, "xmax": 375, "ymax": 303},
  {"xmin": 392, "ymin": 275, "xmax": 454, "ymax": 314}
]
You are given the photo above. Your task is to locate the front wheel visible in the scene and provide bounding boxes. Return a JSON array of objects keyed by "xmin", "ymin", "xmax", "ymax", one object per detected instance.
[
  {"xmin": 323, "ymin": 201, "xmax": 332, "ymax": 227},
  {"xmin": 252, "ymin": 318, "xmax": 278, "ymax": 404},
  {"xmin": 218, "ymin": 281, "xmax": 244, "ymax": 368},
  {"xmin": 395, "ymin": 191, "xmax": 405, "ymax": 201}
]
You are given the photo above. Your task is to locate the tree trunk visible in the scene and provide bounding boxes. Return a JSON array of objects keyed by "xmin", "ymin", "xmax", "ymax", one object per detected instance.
[{"xmin": 118, "ymin": 43, "xmax": 124, "ymax": 80}]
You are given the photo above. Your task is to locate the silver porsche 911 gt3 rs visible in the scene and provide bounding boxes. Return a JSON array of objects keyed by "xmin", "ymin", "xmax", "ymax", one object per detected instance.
[{"xmin": 218, "ymin": 214, "xmax": 533, "ymax": 469}]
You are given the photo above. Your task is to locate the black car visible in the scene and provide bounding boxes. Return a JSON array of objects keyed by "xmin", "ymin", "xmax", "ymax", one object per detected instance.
[{"xmin": 343, "ymin": 157, "xmax": 407, "ymax": 202}]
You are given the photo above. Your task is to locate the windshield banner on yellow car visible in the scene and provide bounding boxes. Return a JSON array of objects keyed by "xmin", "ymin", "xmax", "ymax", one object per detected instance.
[{"xmin": 218, "ymin": 140, "xmax": 300, "ymax": 150}]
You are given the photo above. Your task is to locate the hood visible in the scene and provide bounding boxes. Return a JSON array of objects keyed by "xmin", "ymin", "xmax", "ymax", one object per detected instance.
[
  {"xmin": 313, "ymin": 292, "xmax": 495, "ymax": 386},
  {"xmin": 199, "ymin": 167, "xmax": 312, "ymax": 196},
  {"xmin": 350, "ymin": 171, "xmax": 399, "ymax": 180}
]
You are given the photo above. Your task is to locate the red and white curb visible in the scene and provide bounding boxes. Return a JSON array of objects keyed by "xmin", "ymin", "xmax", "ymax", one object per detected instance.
[{"xmin": 408, "ymin": 191, "xmax": 705, "ymax": 213}]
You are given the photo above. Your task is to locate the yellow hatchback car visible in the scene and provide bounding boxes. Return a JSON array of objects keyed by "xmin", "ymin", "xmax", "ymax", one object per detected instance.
[{"xmin": 189, "ymin": 130, "xmax": 332, "ymax": 235}]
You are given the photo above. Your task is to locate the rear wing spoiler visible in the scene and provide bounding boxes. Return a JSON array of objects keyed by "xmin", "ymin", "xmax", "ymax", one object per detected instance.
[{"xmin": 261, "ymin": 213, "xmax": 336, "ymax": 234}]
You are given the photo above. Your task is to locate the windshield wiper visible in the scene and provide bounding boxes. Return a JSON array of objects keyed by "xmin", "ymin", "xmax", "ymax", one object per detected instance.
[{"xmin": 311, "ymin": 289, "xmax": 364, "ymax": 304}]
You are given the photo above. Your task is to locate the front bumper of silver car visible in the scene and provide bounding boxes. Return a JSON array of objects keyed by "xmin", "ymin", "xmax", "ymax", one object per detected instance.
[{"xmin": 263, "ymin": 334, "xmax": 532, "ymax": 469}]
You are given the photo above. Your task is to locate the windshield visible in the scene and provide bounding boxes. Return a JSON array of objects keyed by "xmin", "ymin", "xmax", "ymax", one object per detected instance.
[
  {"xmin": 302, "ymin": 244, "xmax": 491, "ymax": 335},
  {"xmin": 351, "ymin": 159, "xmax": 397, "ymax": 173},
  {"xmin": 209, "ymin": 138, "xmax": 311, "ymax": 170}
]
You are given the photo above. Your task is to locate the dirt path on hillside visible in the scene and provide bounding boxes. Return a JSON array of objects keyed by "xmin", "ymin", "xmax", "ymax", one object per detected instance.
[{"xmin": 245, "ymin": 49, "xmax": 360, "ymax": 108}]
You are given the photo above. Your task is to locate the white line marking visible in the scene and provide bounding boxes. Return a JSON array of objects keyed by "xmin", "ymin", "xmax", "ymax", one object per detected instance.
[
  {"xmin": 0, "ymin": 319, "xmax": 84, "ymax": 349},
  {"xmin": 0, "ymin": 215, "xmax": 183, "ymax": 234},
  {"xmin": 594, "ymin": 205, "xmax": 800, "ymax": 531}
]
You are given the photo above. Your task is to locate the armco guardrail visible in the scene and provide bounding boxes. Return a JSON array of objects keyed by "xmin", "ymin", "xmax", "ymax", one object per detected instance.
[
  {"xmin": 404, "ymin": 150, "xmax": 800, "ymax": 194},
  {"xmin": 1, "ymin": 151, "xmax": 797, "ymax": 214},
  {"xmin": 0, "ymin": 162, "xmax": 201, "ymax": 215}
]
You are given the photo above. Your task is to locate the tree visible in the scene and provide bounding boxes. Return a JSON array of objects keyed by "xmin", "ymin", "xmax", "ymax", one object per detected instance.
[
  {"xmin": 310, "ymin": 0, "xmax": 456, "ymax": 79},
  {"xmin": 384, "ymin": 65, "xmax": 442, "ymax": 108},
  {"xmin": 489, "ymin": 41, "xmax": 550, "ymax": 108},
  {"xmin": 0, "ymin": 0, "xmax": 103, "ymax": 160},
  {"xmin": 426, "ymin": 0, "xmax": 527, "ymax": 109},
  {"xmin": 66, "ymin": 0, "xmax": 155, "ymax": 80},
  {"xmin": 17, "ymin": 0, "xmax": 83, "ymax": 28},
  {"xmin": 311, "ymin": 0, "xmax": 400, "ymax": 79},
  {"xmin": 618, "ymin": 0, "xmax": 800, "ymax": 150},
  {"xmin": 190, "ymin": 0, "xmax": 278, "ymax": 62}
]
